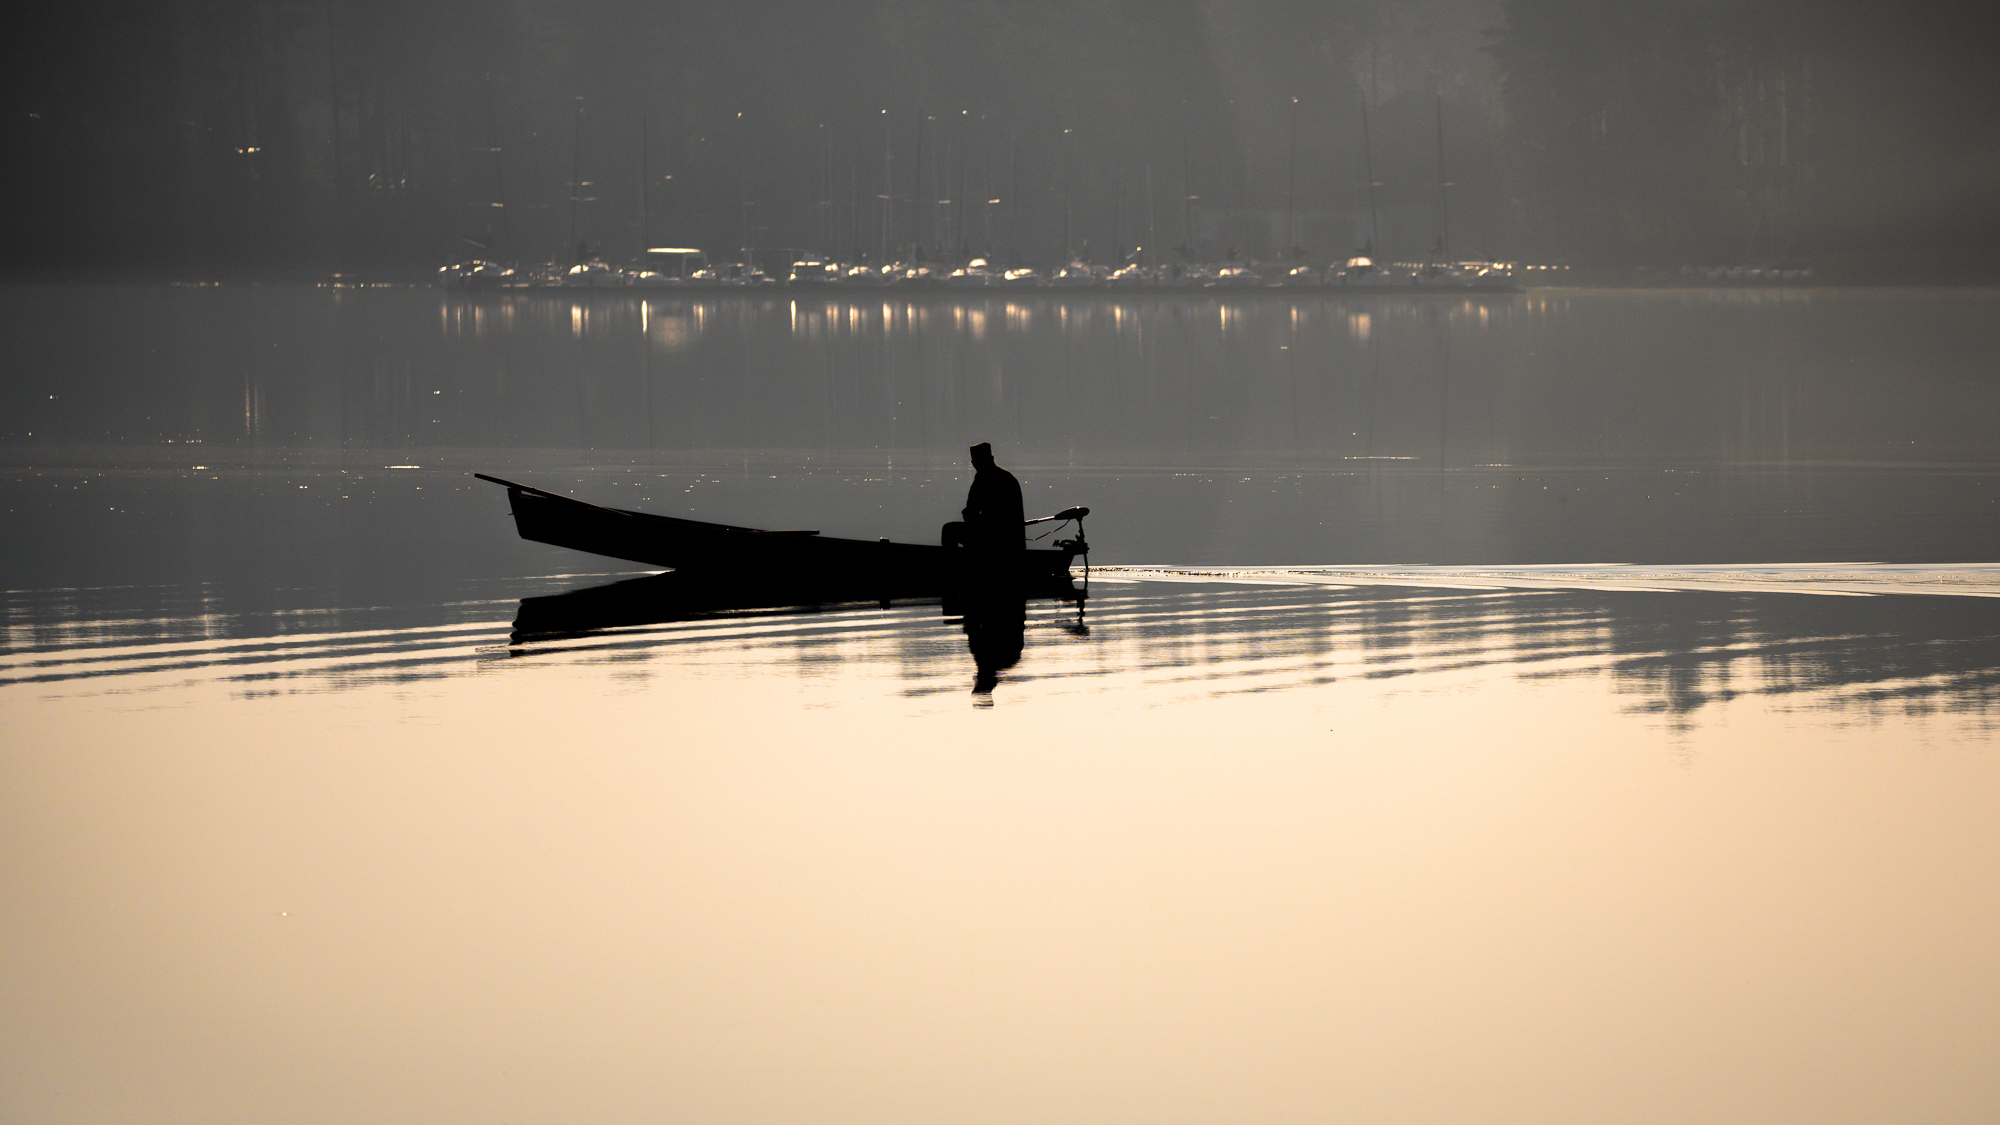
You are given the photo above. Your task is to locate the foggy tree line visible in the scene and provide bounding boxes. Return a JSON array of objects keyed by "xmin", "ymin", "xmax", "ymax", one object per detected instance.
[
  {"xmin": 3, "ymin": 0, "xmax": 1993, "ymax": 275},
  {"xmin": 1489, "ymin": 0, "xmax": 2000, "ymax": 270}
]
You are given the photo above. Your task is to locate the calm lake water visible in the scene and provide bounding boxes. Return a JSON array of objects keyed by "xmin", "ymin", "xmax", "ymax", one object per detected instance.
[{"xmin": 5, "ymin": 283, "xmax": 2000, "ymax": 1124}]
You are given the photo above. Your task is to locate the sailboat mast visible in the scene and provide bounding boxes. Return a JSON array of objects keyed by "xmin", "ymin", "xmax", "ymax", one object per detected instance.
[
  {"xmin": 1286, "ymin": 96, "xmax": 1299, "ymax": 258},
  {"xmin": 1063, "ymin": 130, "xmax": 1074, "ymax": 262},
  {"xmin": 911, "ymin": 107, "xmax": 923, "ymax": 260},
  {"xmin": 1145, "ymin": 164, "xmax": 1156, "ymax": 267},
  {"xmin": 1435, "ymin": 92, "xmax": 1450, "ymax": 262},
  {"xmin": 639, "ymin": 112, "xmax": 649, "ymax": 255},
  {"xmin": 1183, "ymin": 128, "xmax": 1194, "ymax": 262},
  {"xmin": 1111, "ymin": 170, "xmax": 1121, "ymax": 265},
  {"xmin": 1008, "ymin": 131, "xmax": 1018, "ymax": 265},
  {"xmin": 486, "ymin": 76, "xmax": 510, "ymax": 260},
  {"xmin": 736, "ymin": 110, "xmax": 749, "ymax": 267},
  {"xmin": 567, "ymin": 98, "xmax": 584, "ymax": 261},
  {"xmin": 880, "ymin": 110, "xmax": 891, "ymax": 262},
  {"xmin": 1360, "ymin": 95, "xmax": 1379, "ymax": 254}
]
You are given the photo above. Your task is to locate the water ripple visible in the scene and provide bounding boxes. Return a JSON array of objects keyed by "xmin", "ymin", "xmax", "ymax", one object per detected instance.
[{"xmin": 5, "ymin": 577, "xmax": 1998, "ymax": 730}]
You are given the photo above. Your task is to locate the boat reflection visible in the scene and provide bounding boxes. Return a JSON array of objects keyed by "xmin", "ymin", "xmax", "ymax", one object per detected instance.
[{"xmin": 510, "ymin": 569, "xmax": 1087, "ymax": 695}]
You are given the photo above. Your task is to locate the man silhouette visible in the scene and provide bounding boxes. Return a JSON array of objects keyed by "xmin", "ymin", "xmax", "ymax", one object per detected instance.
[{"xmin": 942, "ymin": 442, "xmax": 1024, "ymax": 553}]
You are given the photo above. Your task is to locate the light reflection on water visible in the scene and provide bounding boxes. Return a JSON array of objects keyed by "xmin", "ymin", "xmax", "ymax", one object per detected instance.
[
  {"xmin": 8, "ymin": 283, "xmax": 1999, "ymax": 571},
  {"xmin": 8, "ymin": 578, "xmax": 1997, "ymax": 735},
  {"xmin": 14, "ymin": 284, "xmax": 2000, "ymax": 468}
]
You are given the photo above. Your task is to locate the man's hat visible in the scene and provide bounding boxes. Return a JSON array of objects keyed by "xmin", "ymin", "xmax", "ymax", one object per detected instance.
[{"xmin": 969, "ymin": 442, "xmax": 992, "ymax": 458}]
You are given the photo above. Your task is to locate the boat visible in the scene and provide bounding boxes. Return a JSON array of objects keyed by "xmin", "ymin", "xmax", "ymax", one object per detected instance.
[
  {"xmin": 476, "ymin": 474, "xmax": 1090, "ymax": 590},
  {"xmin": 562, "ymin": 260, "xmax": 622, "ymax": 287},
  {"xmin": 1333, "ymin": 253, "xmax": 1397, "ymax": 288},
  {"xmin": 1410, "ymin": 259, "xmax": 1520, "ymax": 292},
  {"xmin": 892, "ymin": 263, "xmax": 948, "ymax": 289},
  {"xmin": 946, "ymin": 259, "xmax": 998, "ymax": 288},
  {"xmin": 1403, "ymin": 94, "xmax": 1523, "ymax": 294},
  {"xmin": 633, "ymin": 247, "xmax": 708, "ymax": 284},
  {"xmin": 721, "ymin": 262, "xmax": 778, "ymax": 288},
  {"xmin": 1683, "ymin": 260, "xmax": 1814, "ymax": 284},
  {"xmin": 838, "ymin": 263, "xmax": 895, "ymax": 287},
  {"xmin": 438, "ymin": 260, "xmax": 516, "ymax": 291},
  {"xmin": 1107, "ymin": 263, "xmax": 1155, "ymax": 288},
  {"xmin": 1049, "ymin": 261, "xmax": 1101, "ymax": 288},
  {"xmin": 788, "ymin": 258, "xmax": 843, "ymax": 288},
  {"xmin": 1164, "ymin": 263, "xmax": 1216, "ymax": 288}
]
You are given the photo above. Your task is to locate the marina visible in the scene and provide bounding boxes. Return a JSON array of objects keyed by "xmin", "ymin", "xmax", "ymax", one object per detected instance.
[{"xmin": 441, "ymin": 252, "xmax": 1530, "ymax": 294}]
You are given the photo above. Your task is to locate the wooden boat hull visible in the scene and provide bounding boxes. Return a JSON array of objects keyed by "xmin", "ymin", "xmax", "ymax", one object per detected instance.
[{"xmin": 478, "ymin": 474, "xmax": 1082, "ymax": 591}]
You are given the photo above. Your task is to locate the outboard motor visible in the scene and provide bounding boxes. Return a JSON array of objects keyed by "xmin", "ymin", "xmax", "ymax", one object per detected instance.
[{"xmin": 1027, "ymin": 506, "xmax": 1090, "ymax": 570}]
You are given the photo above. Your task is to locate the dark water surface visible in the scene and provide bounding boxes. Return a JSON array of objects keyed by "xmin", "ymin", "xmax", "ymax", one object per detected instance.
[
  {"xmin": 6, "ymin": 283, "xmax": 2000, "ymax": 588},
  {"xmin": 6, "ymin": 284, "xmax": 2000, "ymax": 1124}
]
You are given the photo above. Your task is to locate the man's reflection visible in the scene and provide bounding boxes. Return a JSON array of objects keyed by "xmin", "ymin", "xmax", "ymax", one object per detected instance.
[
  {"xmin": 944, "ymin": 581, "xmax": 1085, "ymax": 698},
  {"xmin": 951, "ymin": 593, "xmax": 1028, "ymax": 696}
]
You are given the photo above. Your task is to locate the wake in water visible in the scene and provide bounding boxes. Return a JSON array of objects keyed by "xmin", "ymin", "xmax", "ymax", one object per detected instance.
[{"xmin": 1096, "ymin": 563, "xmax": 2000, "ymax": 597}]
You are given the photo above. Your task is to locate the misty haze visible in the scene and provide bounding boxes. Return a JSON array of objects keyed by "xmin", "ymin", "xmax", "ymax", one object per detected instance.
[{"xmin": 5, "ymin": 5, "xmax": 2000, "ymax": 1125}]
